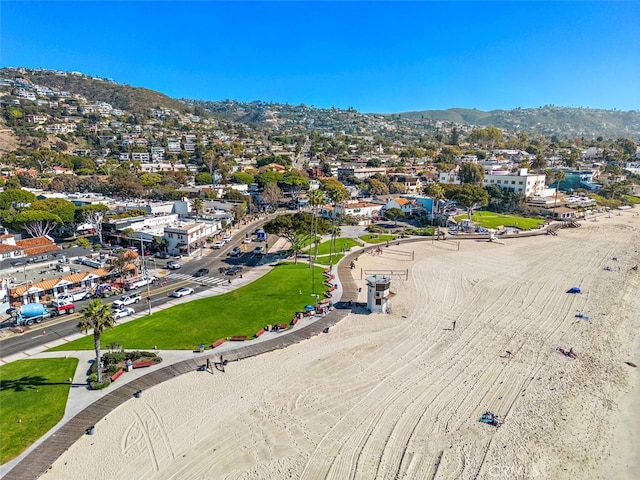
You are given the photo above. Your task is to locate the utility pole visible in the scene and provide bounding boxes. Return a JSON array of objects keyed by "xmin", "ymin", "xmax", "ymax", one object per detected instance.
[{"xmin": 140, "ymin": 238, "xmax": 152, "ymax": 316}]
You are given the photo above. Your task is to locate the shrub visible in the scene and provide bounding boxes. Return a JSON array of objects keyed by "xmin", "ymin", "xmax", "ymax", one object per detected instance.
[
  {"xmin": 102, "ymin": 351, "xmax": 127, "ymax": 366},
  {"xmin": 89, "ymin": 381, "xmax": 110, "ymax": 390}
]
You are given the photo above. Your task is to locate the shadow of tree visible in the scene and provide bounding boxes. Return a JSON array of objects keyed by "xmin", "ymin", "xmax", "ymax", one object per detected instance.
[{"xmin": 0, "ymin": 376, "xmax": 72, "ymax": 392}]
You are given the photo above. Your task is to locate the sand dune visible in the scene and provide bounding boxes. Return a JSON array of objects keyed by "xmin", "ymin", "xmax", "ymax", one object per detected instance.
[{"xmin": 44, "ymin": 215, "xmax": 640, "ymax": 480}]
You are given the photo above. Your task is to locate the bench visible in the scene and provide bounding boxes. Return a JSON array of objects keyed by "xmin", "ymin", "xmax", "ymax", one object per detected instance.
[
  {"xmin": 291, "ymin": 317, "xmax": 298, "ymax": 326},
  {"xmin": 110, "ymin": 369, "xmax": 125, "ymax": 382},
  {"xmin": 254, "ymin": 329, "xmax": 265, "ymax": 338},
  {"xmin": 230, "ymin": 336, "xmax": 247, "ymax": 341},
  {"xmin": 133, "ymin": 360, "xmax": 154, "ymax": 369},
  {"xmin": 211, "ymin": 338, "xmax": 226, "ymax": 348}
]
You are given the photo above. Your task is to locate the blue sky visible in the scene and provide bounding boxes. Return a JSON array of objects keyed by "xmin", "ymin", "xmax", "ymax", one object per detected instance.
[{"xmin": 2, "ymin": 1, "xmax": 639, "ymax": 113}]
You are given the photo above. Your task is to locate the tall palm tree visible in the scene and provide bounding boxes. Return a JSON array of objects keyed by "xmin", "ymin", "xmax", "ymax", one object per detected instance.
[
  {"xmin": 554, "ymin": 170, "xmax": 566, "ymax": 216},
  {"xmin": 78, "ymin": 299, "xmax": 115, "ymax": 384},
  {"xmin": 192, "ymin": 197, "xmax": 204, "ymax": 220},
  {"xmin": 425, "ymin": 183, "xmax": 445, "ymax": 225},
  {"xmin": 308, "ymin": 189, "xmax": 326, "ymax": 267},
  {"xmin": 327, "ymin": 188, "xmax": 349, "ymax": 265}
]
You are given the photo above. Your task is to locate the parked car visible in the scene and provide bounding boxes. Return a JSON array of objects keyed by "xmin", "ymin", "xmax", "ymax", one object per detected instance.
[
  {"xmin": 193, "ymin": 268, "xmax": 210, "ymax": 277},
  {"xmin": 229, "ymin": 246, "xmax": 242, "ymax": 257},
  {"xmin": 112, "ymin": 293, "xmax": 142, "ymax": 309},
  {"xmin": 225, "ymin": 265, "xmax": 244, "ymax": 276},
  {"xmin": 113, "ymin": 307, "xmax": 135, "ymax": 320},
  {"xmin": 223, "ymin": 234, "xmax": 232, "ymax": 243},
  {"xmin": 212, "ymin": 241, "xmax": 225, "ymax": 249},
  {"xmin": 124, "ymin": 276, "xmax": 156, "ymax": 291},
  {"xmin": 155, "ymin": 252, "xmax": 170, "ymax": 259},
  {"xmin": 252, "ymin": 246, "xmax": 265, "ymax": 255},
  {"xmin": 170, "ymin": 287, "xmax": 194, "ymax": 298},
  {"xmin": 167, "ymin": 261, "xmax": 181, "ymax": 270},
  {"xmin": 243, "ymin": 236, "xmax": 252, "ymax": 244}
]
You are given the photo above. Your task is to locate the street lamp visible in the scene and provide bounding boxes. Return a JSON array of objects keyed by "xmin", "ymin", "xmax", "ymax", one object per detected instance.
[{"xmin": 311, "ymin": 293, "xmax": 319, "ymax": 311}]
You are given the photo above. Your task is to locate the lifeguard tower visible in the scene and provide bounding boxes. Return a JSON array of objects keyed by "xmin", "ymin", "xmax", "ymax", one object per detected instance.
[{"xmin": 366, "ymin": 275, "xmax": 392, "ymax": 313}]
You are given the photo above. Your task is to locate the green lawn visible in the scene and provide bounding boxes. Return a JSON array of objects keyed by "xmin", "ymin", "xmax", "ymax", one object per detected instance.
[
  {"xmin": 314, "ymin": 253, "xmax": 345, "ymax": 266},
  {"xmin": 50, "ymin": 263, "xmax": 327, "ymax": 351},
  {"xmin": 359, "ymin": 234, "xmax": 398, "ymax": 244},
  {"xmin": 0, "ymin": 358, "xmax": 79, "ymax": 464},
  {"xmin": 621, "ymin": 194, "xmax": 640, "ymax": 205},
  {"xmin": 454, "ymin": 211, "xmax": 546, "ymax": 230},
  {"xmin": 305, "ymin": 237, "xmax": 362, "ymax": 255}
]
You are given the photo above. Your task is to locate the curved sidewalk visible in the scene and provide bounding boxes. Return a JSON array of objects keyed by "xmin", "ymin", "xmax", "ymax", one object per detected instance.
[{"xmin": 2, "ymin": 250, "xmax": 361, "ymax": 480}]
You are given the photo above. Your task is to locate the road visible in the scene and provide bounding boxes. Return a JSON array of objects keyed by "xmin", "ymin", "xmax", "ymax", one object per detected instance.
[{"xmin": 0, "ymin": 216, "xmax": 280, "ymax": 360}]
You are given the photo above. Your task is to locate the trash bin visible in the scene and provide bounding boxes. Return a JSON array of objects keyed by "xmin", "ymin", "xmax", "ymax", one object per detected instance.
[
  {"xmin": 199, "ymin": 344, "xmax": 205, "ymax": 353},
  {"xmin": 125, "ymin": 361, "xmax": 133, "ymax": 372}
]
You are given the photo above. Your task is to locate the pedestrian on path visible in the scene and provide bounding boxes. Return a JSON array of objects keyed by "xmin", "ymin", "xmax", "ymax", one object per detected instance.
[{"xmin": 452, "ymin": 320, "xmax": 456, "ymax": 331}]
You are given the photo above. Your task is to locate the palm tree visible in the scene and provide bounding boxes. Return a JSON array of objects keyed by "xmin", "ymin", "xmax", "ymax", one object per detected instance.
[
  {"xmin": 78, "ymin": 299, "xmax": 115, "ymax": 384},
  {"xmin": 192, "ymin": 197, "xmax": 204, "ymax": 220},
  {"xmin": 327, "ymin": 188, "xmax": 349, "ymax": 264},
  {"xmin": 308, "ymin": 189, "xmax": 326, "ymax": 267},
  {"xmin": 425, "ymin": 183, "xmax": 445, "ymax": 225},
  {"xmin": 554, "ymin": 170, "xmax": 565, "ymax": 216}
]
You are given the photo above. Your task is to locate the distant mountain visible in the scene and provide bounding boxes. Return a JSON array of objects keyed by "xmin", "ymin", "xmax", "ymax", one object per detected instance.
[
  {"xmin": 398, "ymin": 106, "xmax": 640, "ymax": 139},
  {"xmin": 0, "ymin": 68, "xmax": 192, "ymax": 116}
]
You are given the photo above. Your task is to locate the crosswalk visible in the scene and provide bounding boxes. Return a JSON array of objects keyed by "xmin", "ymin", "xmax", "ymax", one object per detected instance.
[{"xmin": 166, "ymin": 273, "xmax": 229, "ymax": 287}]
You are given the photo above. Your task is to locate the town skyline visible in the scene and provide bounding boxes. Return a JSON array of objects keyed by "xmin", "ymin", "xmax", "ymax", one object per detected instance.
[{"xmin": 2, "ymin": 1, "xmax": 640, "ymax": 113}]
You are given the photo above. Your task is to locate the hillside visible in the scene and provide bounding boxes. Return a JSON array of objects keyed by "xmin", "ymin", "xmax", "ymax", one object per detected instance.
[
  {"xmin": 0, "ymin": 68, "xmax": 192, "ymax": 116},
  {"xmin": 399, "ymin": 106, "xmax": 640, "ymax": 139}
]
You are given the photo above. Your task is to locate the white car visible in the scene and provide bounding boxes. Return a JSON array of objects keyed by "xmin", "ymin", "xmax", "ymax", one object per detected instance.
[
  {"xmin": 243, "ymin": 237, "xmax": 252, "ymax": 244},
  {"xmin": 113, "ymin": 307, "xmax": 135, "ymax": 319},
  {"xmin": 170, "ymin": 287, "xmax": 194, "ymax": 298},
  {"xmin": 212, "ymin": 241, "xmax": 225, "ymax": 249},
  {"xmin": 252, "ymin": 246, "xmax": 265, "ymax": 255}
]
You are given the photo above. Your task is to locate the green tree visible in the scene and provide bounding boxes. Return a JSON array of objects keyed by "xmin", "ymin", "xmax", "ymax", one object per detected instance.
[
  {"xmin": 307, "ymin": 189, "xmax": 326, "ymax": 273},
  {"xmin": 424, "ymin": 182, "xmax": 445, "ymax": 224},
  {"xmin": 191, "ymin": 197, "xmax": 204, "ymax": 220},
  {"xmin": 139, "ymin": 173, "xmax": 163, "ymax": 188},
  {"xmin": 446, "ymin": 184, "xmax": 489, "ymax": 219},
  {"xmin": 459, "ymin": 162, "xmax": 485, "ymax": 185},
  {"xmin": 384, "ymin": 207, "xmax": 404, "ymax": 226},
  {"xmin": 195, "ymin": 172, "xmax": 213, "ymax": 185},
  {"xmin": 78, "ymin": 300, "xmax": 115, "ymax": 384},
  {"xmin": 0, "ymin": 188, "xmax": 37, "ymax": 209},
  {"xmin": 14, "ymin": 210, "xmax": 62, "ymax": 237},
  {"xmin": 264, "ymin": 212, "xmax": 331, "ymax": 263},
  {"xmin": 231, "ymin": 171, "xmax": 255, "ymax": 185},
  {"xmin": 30, "ymin": 198, "xmax": 77, "ymax": 225},
  {"xmin": 366, "ymin": 178, "xmax": 389, "ymax": 196}
]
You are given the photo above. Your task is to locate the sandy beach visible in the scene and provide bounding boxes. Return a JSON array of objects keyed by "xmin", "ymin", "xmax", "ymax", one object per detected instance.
[{"xmin": 42, "ymin": 214, "xmax": 640, "ymax": 480}]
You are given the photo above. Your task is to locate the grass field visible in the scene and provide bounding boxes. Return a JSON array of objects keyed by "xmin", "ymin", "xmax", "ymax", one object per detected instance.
[
  {"xmin": 454, "ymin": 211, "xmax": 546, "ymax": 230},
  {"xmin": 622, "ymin": 194, "xmax": 640, "ymax": 205},
  {"xmin": 305, "ymin": 237, "xmax": 362, "ymax": 255},
  {"xmin": 50, "ymin": 263, "xmax": 327, "ymax": 351},
  {"xmin": 359, "ymin": 234, "xmax": 398, "ymax": 244},
  {"xmin": 0, "ymin": 358, "xmax": 79, "ymax": 464},
  {"xmin": 314, "ymin": 253, "xmax": 345, "ymax": 266}
]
